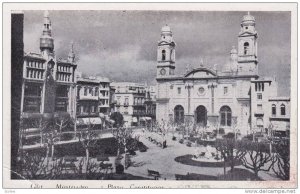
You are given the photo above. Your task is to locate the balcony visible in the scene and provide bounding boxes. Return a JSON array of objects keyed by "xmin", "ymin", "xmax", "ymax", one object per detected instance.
[
  {"xmin": 254, "ymin": 110, "xmax": 264, "ymax": 117},
  {"xmin": 124, "ymin": 103, "xmax": 129, "ymax": 107},
  {"xmin": 78, "ymin": 95, "xmax": 99, "ymax": 101},
  {"xmin": 269, "ymin": 115, "xmax": 290, "ymax": 121},
  {"xmin": 99, "ymin": 104, "xmax": 109, "ymax": 108}
]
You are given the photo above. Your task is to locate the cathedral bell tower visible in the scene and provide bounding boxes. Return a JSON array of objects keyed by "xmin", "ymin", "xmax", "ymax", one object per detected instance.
[
  {"xmin": 40, "ymin": 11, "xmax": 54, "ymax": 57},
  {"xmin": 237, "ymin": 12, "xmax": 258, "ymax": 75},
  {"xmin": 157, "ymin": 25, "xmax": 176, "ymax": 78}
]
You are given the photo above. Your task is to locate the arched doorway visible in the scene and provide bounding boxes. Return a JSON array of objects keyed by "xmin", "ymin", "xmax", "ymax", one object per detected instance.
[
  {"xmin": 174, "ymin": 105, "xmax": 184, "ymax": 124},
  {"xmin": 195, "ymin": 105, "xmax": 207, "ymax": 126}
]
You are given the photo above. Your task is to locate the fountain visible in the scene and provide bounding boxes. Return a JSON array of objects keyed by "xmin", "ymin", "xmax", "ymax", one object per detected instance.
[{"xmin": 192, "ymin": 144, "xmax": 223, "ymax": 162}]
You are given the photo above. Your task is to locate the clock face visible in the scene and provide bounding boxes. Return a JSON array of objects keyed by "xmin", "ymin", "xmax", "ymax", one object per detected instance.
[{"xmin": 160, "ymin": 68, "xmax": 166, "ymax": 75}]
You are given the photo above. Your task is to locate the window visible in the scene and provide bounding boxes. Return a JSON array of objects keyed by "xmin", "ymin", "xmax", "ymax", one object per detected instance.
[
  {"xmin": 281, "ymin": 104, "xmax": 286, "ymax": 115},
  {"xmin": 255, "ymin": 83, "xmax": 257, "ymax": 91},
  {"xmin": 198, "ymin": 87, "xmax": 205, "ymax": 94},
  {"xmin": 257, "ymin": 104, "xmax": 262, "ymax": 111},
  {"xmin": 95, "ymin": 87, "xmax": 98, "ymax": 96},
  {"xmin": 162, "ymin": 50, "xmax": 166, "ymax": 61},
  {"xmin": 174, "ymin": 105, "xmax": 184, "ymax": 124},
  {"xmin": 224, "ymin": 87, "xmax": 228, "ymax": 95},
  {"xmin": 84, "ymin": 87, "xmax": 87, "ymax": 96},
  {"xmin": 125, "ymin": 97, "xmax": 129, "ymax": 105},
  {"xmin": 256, "ymin": 118, "xmax": 263, "ymax": 127},
  {"xmin": 257, "ymin": 93, "xmax": 262, "ymax": 100},
  {"xmin": 244, "ymin": 42, "xmax": 249, "ymax": 55},
  {"xmin": 23, "ymin": 83, "xmax": 42, "ymax": 112},
  {"xmin": 89, "ymin": 88, "xmax": 93, "ymax": 95},
  {"xmin": 272, "ymin": 104, "xmax": 276, "ymax": 116},
  {"xmin": 220, "ymin": 106, "xmax": 232, "ymax": 126},
  {"xmin": 177, "ymin": 87, "xmax": 181, "ymax": 94}
]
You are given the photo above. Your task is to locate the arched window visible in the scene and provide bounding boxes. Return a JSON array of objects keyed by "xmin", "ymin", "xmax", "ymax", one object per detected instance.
[
  {"xmin": 220, "ymin": 106, "xmax": 232, "ymax": 126},
  {"xmin": 174, "ymin": 105, "xmax": 184, "ymax": 124},
  {"xmin": 244, "ymin": 42, "xmax": 249, "ymax": 55},
  {"xmin": 162, "ymin": 50, "xmax": 166, "ymax": 61},
  {"xmin": 281, "ymin": 104, "xmax": 286, "ymax": 116},
  {"xmin": 272, "ymin": 104, "xmax": 276, "ymax": 116}
]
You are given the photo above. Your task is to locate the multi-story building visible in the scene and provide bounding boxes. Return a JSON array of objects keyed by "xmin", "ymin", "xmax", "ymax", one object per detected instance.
[
  {"xmin": 144, "ymin": 86, "xmax": 157, "ymax": 122},
  {"xmin": 268, "ymin": 97, "xmax": 290, "ymax": 136},
  {"xmin": 111, "ymin": 82, "xmax": 147, "ymax": 126},
  {"xmin": 21, "ymin": 11, "xmax": 77, "ymax": 126},
  {"xmin": 155, "ymin": 12, "xmax": 290, "ymax": 136},
  {"xmin": 75, "ymin": 74, "xmax": 112, "ymax": 129},
  {"xmin": 76, "ymin": 76, "xmax": 101, "ymax": 129},
  {"xmin": 109, "ymin": 86, "xmax": 117, "ymax": 114},
  {"xmin": 98, "ymin": 77, "xmax": 111, "ymax": 115}
]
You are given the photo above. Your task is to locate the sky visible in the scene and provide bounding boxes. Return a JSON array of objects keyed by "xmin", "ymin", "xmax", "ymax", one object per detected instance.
[{"xmin": 23, "ymin": 10, "xmax": 291, "ymax": 96}]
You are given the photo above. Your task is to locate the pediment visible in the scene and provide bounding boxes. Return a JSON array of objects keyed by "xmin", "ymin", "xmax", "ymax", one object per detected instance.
[
  {"xmin": 184, "ymin": 67, "xmax": 217, "ymax": 78},
  {"xmin": 239, "ymin": 31, "xmax": 257, "ymax": 37},
  {"xmin": 158, "ymin": 41, "xmax": 175, "ymax": 46}
]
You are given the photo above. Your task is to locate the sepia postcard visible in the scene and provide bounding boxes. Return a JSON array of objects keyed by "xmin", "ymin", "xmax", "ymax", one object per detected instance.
[{"xmin": 2, "ymin": 2, "xmax": 298, "ymax": 189}]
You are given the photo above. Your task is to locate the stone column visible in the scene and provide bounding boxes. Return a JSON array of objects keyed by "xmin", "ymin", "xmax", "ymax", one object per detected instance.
[{"xmin": 185, "ymin": 82, "xmax": 194, "ymax": 123}]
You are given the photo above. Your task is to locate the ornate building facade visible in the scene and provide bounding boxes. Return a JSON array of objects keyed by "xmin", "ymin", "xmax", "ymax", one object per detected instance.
[
  {"xmin": 155, "ymin": 13, "xmax": 290, "ymax": 135},
  {"xmin": 21, "ymin": 11, "xmax": 77, "ymax": 122}
]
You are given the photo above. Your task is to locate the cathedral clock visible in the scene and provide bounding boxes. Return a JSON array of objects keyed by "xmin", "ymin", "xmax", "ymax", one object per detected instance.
[{"xmin": 160, "ymin": 68, "xmax": 166, "ymax": 75}]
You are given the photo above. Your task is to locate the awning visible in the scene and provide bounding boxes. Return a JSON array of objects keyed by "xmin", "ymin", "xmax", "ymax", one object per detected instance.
[
  {"xmin": 76, "ymin": 117, "xmax": 102, "ymax": 125},
  {"xmin": 132, "ymin": 117, "xmax": 138, "ymax": 123}
]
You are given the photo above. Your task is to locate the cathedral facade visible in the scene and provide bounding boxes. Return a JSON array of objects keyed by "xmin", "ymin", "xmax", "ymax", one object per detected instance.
[{"xmin": 155, "ymin": 13, "xmax": 290, "ymax": 135}]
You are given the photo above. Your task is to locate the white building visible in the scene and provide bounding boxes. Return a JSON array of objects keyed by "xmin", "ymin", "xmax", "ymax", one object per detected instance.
[
  {"xmin": 111, "ymin": 82, "xmax": 147, "ymax": 126},
  {"xmin": 155, "ymin": 12, "xmax": 290, "ymax": 135}
]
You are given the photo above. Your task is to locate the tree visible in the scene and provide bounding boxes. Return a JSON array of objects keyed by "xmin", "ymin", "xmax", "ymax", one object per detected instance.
[
  {"xmin": 215, "ymin": 138, "xmax": 246, "ymax": 175},
  {"xmin": 78, "ymin": 120, "xmax": 99, "ymax": 176},
  {"xmin": 112, "ymin": 127, "xmax": 133, "ymax": 170},
  {"xmin": 240, "ymin": 141, "xmax": 277, "ymax": 179},
  {"xmin": 18, "ymin": 152, "xmax": 48, "ymax": 179},
  {"xmin": 273, "ymin": 139, "xmax": 290, "ymax": 180},
  {"xmin": 110, "ymin": 112, "xmax": 124, "ymax": 127},
  {"xmin": 54, "ymin": 113, "xmax": 70, "ymax": 140},
  {"xmin": 42, "ymin": 125, "xmax": 59, "ymax": 160}
]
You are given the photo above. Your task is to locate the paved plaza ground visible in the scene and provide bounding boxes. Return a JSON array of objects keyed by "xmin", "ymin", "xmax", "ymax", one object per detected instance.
[{"xmin": 120, "ymin": 129, "xmax": 281, "ymax": 180}]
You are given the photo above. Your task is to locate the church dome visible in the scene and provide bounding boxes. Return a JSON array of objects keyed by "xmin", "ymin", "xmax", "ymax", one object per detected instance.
[
  {"xmin": 242, "ymin": 12, "xmax": 255, "ymax": 24},
  {"xmin": 161, "ymin": 24, "xmax": 171, "ymax": 33}
]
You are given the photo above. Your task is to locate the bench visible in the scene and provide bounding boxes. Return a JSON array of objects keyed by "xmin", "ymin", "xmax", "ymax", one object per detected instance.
[
  {"xmin": 62, "ymin": 156, "xmax": 78, "ymax": 173},
  {"xmin": 147, "ymin": 169, "xmax": 160, "ymax": 180}
]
